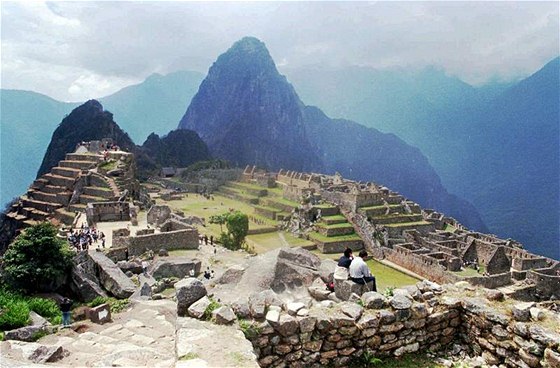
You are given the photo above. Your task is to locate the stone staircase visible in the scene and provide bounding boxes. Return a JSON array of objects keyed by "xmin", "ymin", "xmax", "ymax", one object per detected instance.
[{"xmin": 6, "ymin": 151, "xmax": 120, "ymax": 228}]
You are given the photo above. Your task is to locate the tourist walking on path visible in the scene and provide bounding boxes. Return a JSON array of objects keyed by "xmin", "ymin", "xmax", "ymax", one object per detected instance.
[
  {"xmin": 60, "ymin": 298, "xmax": 73, "ymax": 328},
  {"xmin": 349, "ymin": 250, "xmax": 377, "ymax": 291}
]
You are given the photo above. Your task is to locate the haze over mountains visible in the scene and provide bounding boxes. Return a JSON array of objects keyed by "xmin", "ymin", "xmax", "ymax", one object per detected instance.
[{"xmin": 1, "ymin": 38, "xmax": 557, "ymax": 258}]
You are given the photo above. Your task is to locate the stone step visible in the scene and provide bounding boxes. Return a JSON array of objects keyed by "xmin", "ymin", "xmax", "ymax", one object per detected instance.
[
  {"xmin": 21, "ymin": 197, "xmax": 62, "ymax": 213},
  {"xmin": 54, "ymin": 208, "xmax": 77, "ymax": 225},
  {"xmin": 83, "ymin": 186, "xmax": 115, "ymax": 199},
  {"xmin": 65, "ymin": 153, "xmax": 103, "ymax": 162},
  {"xmin": 358, "ymin": 204, "xmax": 405, "ymax": 217},
  {"xmin": 31, "ymin": 178, "xmax": 50, "ymax": 191},
  {"xmin": 315, "ymin": 223, "xmax": 356, "ymax": 237},
  {"xmin": 41, "ymin": 184, "xmax": 67, "ymax": 194},
  {"xmin": 59, "ymin": 159, "xmax": 96, "ymax": 170},
  {"xmin": 28, "ymin": 190, "xmax": 70, "ymax": 206},
  {"xmin": 43, "ymin": 173, "xmax": 76, "ymax": 189},
  {"xmin": 321, "ymin": 215, "xmax": 348, "ymax": 225},
  {"xmin": 79, "ymin": 194, "xmax": 106, "ymax": 205},
  {"xmin": 51, "ymin": 166, "xmax": 81, "ymax": 179},
  {"xmin": 69, "ymin": 203, "xmax": 87, "ymax": 212},
  {"xmin": 21, "ymin": 207, "xmax": 50, "ymax": 221}
]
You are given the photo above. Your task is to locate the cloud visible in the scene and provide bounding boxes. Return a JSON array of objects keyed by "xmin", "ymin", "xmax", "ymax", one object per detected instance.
[{"xmin": 1, "ymin": 1, "xmax": 558, "ymax": 100}]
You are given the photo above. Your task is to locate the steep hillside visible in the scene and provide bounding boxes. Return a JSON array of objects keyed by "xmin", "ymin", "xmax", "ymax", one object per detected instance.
[
  {"xmin": 178, "ymin": 37, "xmax": 487, "ymax": 231},
  {"xmin": 37, "ymin": 100, "xmax": 137, "ymax": 177}
]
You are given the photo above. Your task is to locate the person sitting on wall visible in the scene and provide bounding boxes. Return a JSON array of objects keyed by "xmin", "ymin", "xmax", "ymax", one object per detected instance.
[
  {"xmin": 349, "ymin": 250, "xmax": 377, "ymax": 291},
  {"xmin": 332, "ymin": 248, "xmax": 353, "ymax": 289}
]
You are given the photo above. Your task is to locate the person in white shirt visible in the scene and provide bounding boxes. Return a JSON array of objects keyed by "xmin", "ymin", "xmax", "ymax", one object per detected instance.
[{"xmin": 349, "ymin": 250, "xmax": 377, "ymax": 291}]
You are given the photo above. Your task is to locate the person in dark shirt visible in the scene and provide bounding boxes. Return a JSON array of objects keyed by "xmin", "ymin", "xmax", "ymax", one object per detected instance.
[
  {"xmin": 337, "ymin": 248, "xmax": 353, "ymax": 268},
  {"xmin": 60, "ymin": 298, "xmax": 72, "ymax": 327}
]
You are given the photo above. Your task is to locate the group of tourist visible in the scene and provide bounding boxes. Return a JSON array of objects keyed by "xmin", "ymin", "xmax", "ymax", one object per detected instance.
[
  {"xmin": 200, "ymin": 234, "xmax": 214, "ymax": 245},
  {"xmin": 67, "ymin": 224, "xmax": 105, "ymax": 251},
  {"xmin": 334, "ymin": 248, "xmax": 377, "ymax": 292}
]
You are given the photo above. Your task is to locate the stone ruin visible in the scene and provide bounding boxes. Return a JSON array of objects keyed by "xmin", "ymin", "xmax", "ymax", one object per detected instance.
[
  {"xmin": 257, "ymin": 168, "xmax": 560, "ymax": 300},
  {"xmin": 4, "ymin": 139, "xmax": 138, "ymax": 245},
  {"xmin": 174, "ymin": 247, "xmax": 560, "ymax": 368}
]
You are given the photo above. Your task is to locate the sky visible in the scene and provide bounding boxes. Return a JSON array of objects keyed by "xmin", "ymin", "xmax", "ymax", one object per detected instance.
[{"xmin": 1, "ymin": 1, "xmax": 558, "ymax": 102}]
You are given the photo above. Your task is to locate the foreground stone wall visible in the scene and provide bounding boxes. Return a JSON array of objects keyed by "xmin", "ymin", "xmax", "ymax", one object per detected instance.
[
  {"xmin": 247, "ymin": 290, "xmax": 461, "ymax": 367},
  {"xmin": 460, "ymin": 298, "xmax": 560, "ymax": 368},
  {"xmin": 244, "ymin": 292, "xmax": 560, "ymax": 368}
]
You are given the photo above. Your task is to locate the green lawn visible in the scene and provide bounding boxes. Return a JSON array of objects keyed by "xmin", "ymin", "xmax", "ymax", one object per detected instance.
[
  {"xmin": 315, "ymin": 222, "xmax": 354, "ymax": 229},
  {"xmin": 159, "ymin": 194, "xmax": 274, "ymax": 238},
  {"xmin": 384, "ymin": 221, "xmax": 432, "ymax": 227},
  {"xmin": 322, "ymin": 214, "xmax": 346, "ymax": 221},
  {"xmin": 246, "ymin": 232, "xmax": 315, "ymax": 254},
  {"xmin": 308, "ymin": 231, "xmax": 361, "ymax": 243},
  {"xmin": 314, "ymin": 254, "xmax": 419, "ymax": 291}
]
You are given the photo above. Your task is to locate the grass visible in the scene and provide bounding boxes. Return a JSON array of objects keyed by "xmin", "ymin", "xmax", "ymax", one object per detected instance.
[
  {"xmin": 158, "ymin": 193, "xmax": 273, "ymax": 238},
  {"xmin": 87, "ymin": 297, "xmax": 130, "ymax": 314},
  {"xmin": 367, "ymin": 259, "xmax": 419, "ymax": 291},
  {"xmin": 454, "ymin": 265, "xmax": 486, "ymax": 277},
  {"xmin": 238, "ymin": 319, "xmax": 261, "ymax": 339},
  {"xmin": 349, "ymin": 353, "xmax": 444, "ymax": 368},
  {"xmin": 226, "ymin": 181, "xmax": 269, "ymax": 192},
  {"xmin": 308, "ymin": 231, "xmax": 362, "ymax": 243},
  {"xmin": 265, "ymin": 196, "xmax": 300, "ymax": 208},
  {"xmin": 246, "ymin": 232, "xmax": 315, "ymax": 254},
  {"xmin": 98, "ymin": 160, "xmax": 117, "ymax": 171},
  {"xmin": 322, "ymin": 214, "xmax": 347, "ymax": 221},
  {"xmin": 315, "ymin": 222, "xmax": 354, "ymax": 229},
  {"xmin": 203, "ymin": 298, "xmax": 221, "ymax": 321},
  {"xmin": 179, "ymin": 352, "xmax": 199, "ymax": 361}
]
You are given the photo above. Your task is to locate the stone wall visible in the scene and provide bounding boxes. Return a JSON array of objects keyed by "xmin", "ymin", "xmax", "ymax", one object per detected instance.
[
  {"xmin": 526, "ymin": 270, "xmax": 560, "ymax": 299},
  {"xmin": 461, "ymin": 297, "xmax": 560, "ymax": 368},
  {"xmin": 245, "ymin": 293, "xmax": 560, "ymax": 368},
  {"xmin": 127, "ymin": 229, "xmax": 199, "ymax": 256},
  {"xmin": 512, "ymin": 257, "xmax": 549, "ymax": 271},
  {"xmin": 247, "ymin": 294, "xmax": 462, "ymax": 367},
  {"xmin": 384, "ymin": 248, "xmax": 459, "ymax": 285},
  {"xmin": 463, "ymin": 272, "xmax": 512, "ymax": 289},
  {"xmin": 344, "ymin": 212, "xmax": 385, "ymax": 259},
  {"xmin": 86, "ymin": 201, "xmax": 130, "ymax": 225}
]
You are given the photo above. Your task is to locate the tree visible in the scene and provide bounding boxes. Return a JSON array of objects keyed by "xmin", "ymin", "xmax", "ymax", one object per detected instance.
[
  {"xmin": 2, "ymin": 222, "xmax": 73, "ymax": 294},
  {"xmin": 218, "ymin": 211, "xmax": 249, "ymax": 250},
  {"xmin": 209, "ymin": 213, "xmax": 228, "ymax": 233}
]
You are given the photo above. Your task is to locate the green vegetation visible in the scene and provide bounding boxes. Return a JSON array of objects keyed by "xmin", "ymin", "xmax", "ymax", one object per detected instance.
[
  {"xmin": 87, "ymin": 297, "xmax": 130, "ymax": 313},
  {"xmin": 383, "ymin": 286, "xmax": 395, "ymax": 297},
  {"xmin": 0, "ymin": 289, "xmax": 62, "ymax": 330},
  {"xmin": 367, "ymin": 259, "xmax": 419, "ymax": 292},
  {"xmin": 246, "ymin": 232, "xmax": 315, "ymax": 254},
  {"xmin": 178, "ymin": 352, "xmax": 199, "ymax": 361},
  {"xmin": 218, "ymin": 211, "xmax": 249, "ymax": 250},
  {"xmin": 308, "ymin": 231, "xmax": 362, "ymax": 243},
  {"xmin": 238, "ymin": 319, "xmax": 262, "ymax": 339},
  {"xmin": 203, "ymin": 298, "xmax": 221, "ymax": 321},
  {"xmin": 2, "ymin": 222, "xmax": 73, "ymax": 294},
  {"xmin": 98, "ymin": 160, "xmax": 117, "ymax": 171},
  {"xmin": 349, "ymin": 352, "xmax": 445, "ymax": 368},
  {"xmin": 315, "ymin": 222, "xmax": 355, "ymax": 229},
  {"xmin": 181, "ymin": 159, "xmax": 230, "ymax": 176},
  {"xmin": 384, "ymin": 221, "xmax": 432, "ymax": 227}
]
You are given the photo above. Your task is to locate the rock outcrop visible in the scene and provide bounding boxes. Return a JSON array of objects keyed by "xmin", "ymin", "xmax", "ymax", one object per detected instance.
[
  {"xmin": 175, "ymin": 278, "xmax": 207, "ymax": 316},
  {"xmin": 86, "ymin": 251, "xmax": 136, "ymax": 299},
  {"xmin": 150, "ymin": 258, "xmax": 201, "ymax": 279}
]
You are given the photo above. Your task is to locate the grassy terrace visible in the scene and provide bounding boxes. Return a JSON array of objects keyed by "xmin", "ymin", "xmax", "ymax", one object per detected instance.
[
  {"xmin": 265, "ymin": 196, "xmax": 300, "ymax": 207},
  {"xmin": 315, "ymin": 222, "xmax": 354, "ymax": 229},
  {"xmin": 359, "ymin": 204, "xmax": 401, "ymax": 210},
  {"xmin": 246, "ymin": 232, "xmax": 315, "ymax": 254},
  {"xmin": 308, "ymin": 231, "xmax": 362, "ymax": 243},
  {"xmin": 321, "ymin": 214, "xmax": 346, "ymax": 221},
  {"xmin": 316, "ymin": 254, "xmax": 420, "ymax": 290},
  {"xmin": 158, "ymin": 194, "xmax": 274, "ymax": 238},
  {"xmin": 384, "ymin": 220, "xmax": 432, "ymax": 227}
]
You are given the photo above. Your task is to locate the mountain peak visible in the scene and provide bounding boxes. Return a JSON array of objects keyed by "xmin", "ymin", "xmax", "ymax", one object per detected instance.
[{"xmin": 210, "ymin": 36, "xmax": 278, "ymax": 78}]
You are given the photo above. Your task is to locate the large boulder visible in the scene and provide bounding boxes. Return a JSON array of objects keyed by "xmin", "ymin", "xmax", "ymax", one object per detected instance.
[
  {"xmin": 175, "ymin": 278, "xmax": 207, "ymax": 316},
  {"xmin": 69, "ymin": 264, "xmax": 108, "ymax": 302},
  {"xmin": 188, "ymin": 296, "xmax": 211, "ymax": 319},
  {"xmin": 4, "ymin": 325, "xmax": 47, "ymax": 342},
  {"xmin": 271, "ymin": 248, "xmax": 322, "ymax": 292},
  {"xmin": 217, "ymin": 265, "xmax": 246, "ymax": 284},
  {"xmin": 5, "ymin": 341, "xmax": 66, "ymax": 363},
  {"xmin": 147, "ymin": 204, "xmax": 172, "ymax": 226},
  {"xmin": 150, "ymin": 257, "xmax": 201, "ymax": 279},
  {"xmin": 87, "ymin": 251, "xmax": 136, "ymax": 299},
  {"xmin": 117, "ymin": 261, "xmax": 143, "ymax": 274}
]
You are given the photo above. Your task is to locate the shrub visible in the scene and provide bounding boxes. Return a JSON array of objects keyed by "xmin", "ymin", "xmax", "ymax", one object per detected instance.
[
  {"xmin": 217, "ymin": 211, "xmax": 249, "ymax": 250},
  {"xmin": 238, "ymin": 319, "xmax": 261, "ymax": 339},
  {"xmin": 203, "ymin": 298, "xmax": 221, "ymax": 321},
  {"xmin": 27, "ymin": 297, "xmax": 62, "ymax": 325},
  {"xmin": 0, "ymin": 299, "xmax": 30, "ymax": 330},
  {"xmin": 88, "ymin": 296, "xmax": 109, "ymax": 308},
  {"xmin": 2, "ymin": 223, "xmax": 73, "ymax": 294}
]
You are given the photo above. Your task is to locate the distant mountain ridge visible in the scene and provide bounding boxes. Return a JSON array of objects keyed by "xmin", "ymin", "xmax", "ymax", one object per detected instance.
[
  {"xmin": 37, "ymin": 100, "xmax": 211, "ymax": 180},
  {"xmin": 284, "ymin": 57, "xmax": 560, "ymax": 259},
  {"xmin": 178, "ymin": 37, "xmax": 487, "ymax": 232}
]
